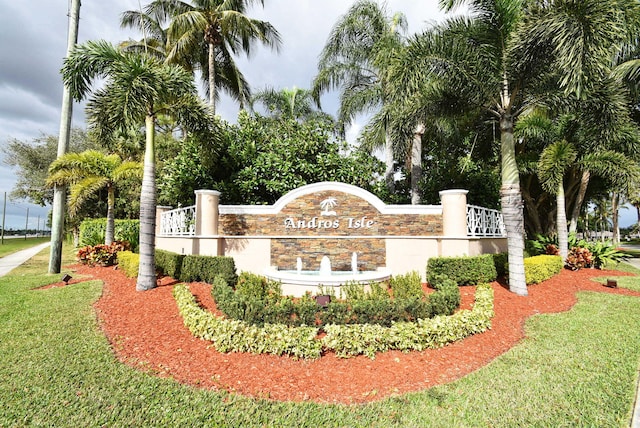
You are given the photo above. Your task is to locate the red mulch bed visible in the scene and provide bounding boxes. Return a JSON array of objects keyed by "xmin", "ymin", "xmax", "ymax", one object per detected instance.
[{"xmin": 45, "ymin": 265, "xmax": 640, "ymax": 404}]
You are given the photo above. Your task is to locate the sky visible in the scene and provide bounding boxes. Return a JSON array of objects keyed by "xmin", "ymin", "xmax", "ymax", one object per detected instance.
[{"xmin": 0, "ymin": 0, "xmax": 636, "ymax": 230}]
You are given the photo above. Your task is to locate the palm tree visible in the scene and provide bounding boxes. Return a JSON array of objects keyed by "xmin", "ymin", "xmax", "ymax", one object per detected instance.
[
  {"xmin": 537, "ymin": 141, "xmax": 576, "ymax": 259},
  {"xmin": 141, "ymin": 0, "xmax": 281, "ymax": 114},
  {"xmin": 312, "ymin": 0, "xmax": 408, "ymax": 193},
  {"xmin": 46, "ymin": 150, "xmax": 142, "ymax": 245},
  {"xmin": 61, "ymin": 40, "xmax": 214, "ymax": 291},
  {"xmin": 251, "ymin": 86, "xmax": 334, "ymax": 125}
]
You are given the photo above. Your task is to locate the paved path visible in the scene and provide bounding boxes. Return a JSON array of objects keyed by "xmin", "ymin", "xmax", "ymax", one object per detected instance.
[{"xmin": 0, "ymin": 242, "xmax": 50, "ymax": 276}]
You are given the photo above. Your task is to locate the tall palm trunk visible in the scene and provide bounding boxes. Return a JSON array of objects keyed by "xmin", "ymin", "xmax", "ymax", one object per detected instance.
[
  {"xmin": 384, "ymin": 131, "xmax": 395, "ymax": 193},
  {"xmin": 208, "ymin": 42, "xmax": 216, "ymax": 114},
  {"xmin": 105, "ymin": 184, "xmax": 115, "ymax": 245},
  {"xmin": 411, "ymin": 123, "xmax": 425, "ymax": 205},
  {"xmin": 556, "ymin": 182, "xmax": 568, "ymax": 260},
  {"xmin": 136, "ymin": 114, "xmax": 157, "ymax": 291},
  {"xmin": 612, "ymin": 192, "xmax": 620, "ymax": 245},
  {"xmin": 500, "ymin": 112, "xmax": 527, "ymax": 296},
  {"xmin": 569, "ymin": 170, "xmax": 590, "ymax": 233}
]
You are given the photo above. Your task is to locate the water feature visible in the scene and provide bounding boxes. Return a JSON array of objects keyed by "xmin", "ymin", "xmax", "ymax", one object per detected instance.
[{"xmin": 264, "ymin": 255, "xmax": 392, "ymax": 297}]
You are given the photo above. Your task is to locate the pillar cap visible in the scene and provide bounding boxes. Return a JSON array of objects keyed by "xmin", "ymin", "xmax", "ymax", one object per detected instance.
[
  {"xmin": 195, "ymin": 189, "xmax": 221, "ymax": 196},
  {"xmin": 439, "ymin": 189, "xmax": 469, "ymax": 197}
]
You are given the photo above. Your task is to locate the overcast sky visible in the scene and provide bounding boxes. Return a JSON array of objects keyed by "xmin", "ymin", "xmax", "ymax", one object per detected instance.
[{"xmin": 0, "ymin": 0, "xmax": 636, "ymax": 230}]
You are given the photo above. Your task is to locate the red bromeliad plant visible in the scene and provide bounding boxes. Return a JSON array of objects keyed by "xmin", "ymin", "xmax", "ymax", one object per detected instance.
[
  {"xmin": 76, "ymin": 241, "xmax": 131, "ymax": 267},
  {"xmin": 565, "ymin": 246, "xmax": 593, "ymax": 271}
]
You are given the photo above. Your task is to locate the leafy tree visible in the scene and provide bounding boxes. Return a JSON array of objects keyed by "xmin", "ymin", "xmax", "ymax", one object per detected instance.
[
  {"xmin": 2, "ymin": 129, "xmax": 98, "ymax": 206},
  {"xmin": 139, "ymin": 0, "xmax": 281, "ymax": 114},
  {"xmin": 312, "ymin": 0, "xmax": 407, "ymax": 193},
  {"xmin": 159, "ymin": 112, "xmax": 385, "ymax": 206},
  {"xmin": 62, "ymin": 39, "xmax": 215, "ymax": 291},
  {"xmin": 46, "ymin": 150, "xmax": 142, "ymax": 245}
]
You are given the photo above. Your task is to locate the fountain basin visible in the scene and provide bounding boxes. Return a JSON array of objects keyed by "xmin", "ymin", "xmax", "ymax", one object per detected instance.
[{"xmin": 264, "ymin": 266, "xmax": 392, "ymax": 297}]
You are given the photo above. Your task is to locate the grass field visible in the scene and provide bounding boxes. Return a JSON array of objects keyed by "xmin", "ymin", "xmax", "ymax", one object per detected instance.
[
  {"xmin": 0, "ymin": 236, "xmax": 50, "ymax": 258},
  {"xmin": 1, "ymin": 247, "xmax": 639, "ymax": 427}
]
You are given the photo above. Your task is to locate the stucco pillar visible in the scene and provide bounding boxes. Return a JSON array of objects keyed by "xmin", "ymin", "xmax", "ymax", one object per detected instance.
[
  {"xmin": 155, "ymin": 205, "xmax": 172, "ymax": 236},
  {"xmin": 195, "ymin": 190, "xmax": 220, "ymax": 236},
  {"xmin": 439, "ymin": 189, "xmax": 469, "ymax": 237}
]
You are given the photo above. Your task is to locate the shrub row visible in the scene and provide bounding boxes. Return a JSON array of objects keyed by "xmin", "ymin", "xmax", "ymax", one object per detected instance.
[
  {"xmin": 79, "ymin": 219, "xmax": 140, "ymax": 252},
  {"xmin": 524, "ymin": 255, "xmax": 563, "ymax": 284},
  {"xmin": 427, "ymin": 254, "xmax": 498, "ymax": 286},
  {"xmin": 174, "ymin": 282, "xmax": 494, "ymax": 359},
  {"xmin": 116, "ymin": 251, "xmax": 140, "ymax": 278},
  {"xmin": 212, "ymin": 272, "xmax": 460, "ymax": 328},
  {"xmin": 154, "ymin": 250, "xmax": 237, "ymax": 286},
  {"xmin": 174, "ymin": 281, "xmax": 322, "ymax": 359}
]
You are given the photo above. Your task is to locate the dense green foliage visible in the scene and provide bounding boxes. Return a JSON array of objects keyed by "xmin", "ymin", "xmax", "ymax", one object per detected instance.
[
  {"xmin": 159, "ymin": 112, "xmax": 385, "ymax": 206},
  {"xmin": 116, "ymin": 251, "xmax": 140, "ymax": 278},
  {"xmin": 427, "ymin": 254, "xmax": 498, "ymax": 286},
  {"xmin": 155, "ymin": 249, "xmax": 186, "ymax": 279},
  {"xmin": 178, "ymin": 254, "xmax": 237, "ymax": 286},
  {"xmin": 79, "ymin": 219, "xmax": 139, "ymax": 252},
  {"xmin": 211, "ymin": 272, "xmax": 460, "ymax": 328},
  {"xmin": 523, "ymin": 255, "xmax": 564, "ymax": 285},
  {"xmin": 389, "ymin": 271, "xmax": 424, "ymax": 299}
]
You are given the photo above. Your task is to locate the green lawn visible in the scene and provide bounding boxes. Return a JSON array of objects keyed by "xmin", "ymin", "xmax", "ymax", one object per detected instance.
[
  {"xmin": 0, "ymin": 236, "xmax": 49, "ymax": 258},
  {"xmin": 1, "ymin": 248, "xmax": 640, "ymax": 427}
]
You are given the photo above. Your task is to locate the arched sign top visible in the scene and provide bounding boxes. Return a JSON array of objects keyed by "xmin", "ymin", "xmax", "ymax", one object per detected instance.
[{"xmin": 219, "ymin": 181, "xmax": 442, "ymax": 215}]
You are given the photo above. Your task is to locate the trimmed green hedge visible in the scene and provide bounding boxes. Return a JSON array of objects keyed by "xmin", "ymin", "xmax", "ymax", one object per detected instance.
[
  {"xmin": 117, "ymin": 251, "xmax": 140, "ymax": 278},
  {"xmin": 525, "ymin": 254, "xmax": 564, "ymax": 284},
  {"xmin": 174, "ymin": 282, "xmax": 494, "ymax": 359},
  {"xmin": 79, "ymin": 218, "xmax": 139, "ymax": 252},
  {"xmin": 179, "ymin": 254, "xmax": 237, "ymax": 286},
  {"xmin": 427, "ymin": 254, "xmax": 498, "ymax": 286},
  {"xmin": 156, "ymin": 249, "xmax": 185, "ymax": 279},
  {"xmin": 212, "ymin": 272, "xmax": 460, "ymax": 328}
]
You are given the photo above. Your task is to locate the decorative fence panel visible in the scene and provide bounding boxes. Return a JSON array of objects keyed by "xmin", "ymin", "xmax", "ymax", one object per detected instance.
[
  {"xmin": 466, "ymin": 205, "xmax": 506, "ymax": 237},
  {"xmin": 160, "ymin": 205, "xmax": 196, "ymax": 236}
]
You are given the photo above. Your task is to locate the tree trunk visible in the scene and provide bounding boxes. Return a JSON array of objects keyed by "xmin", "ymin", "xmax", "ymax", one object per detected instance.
[
  {"xmin": 410, "ymin": 123, "xmax": 425, "ymax": 205},
  {"xmin": 556, "ymin": 182, "xmax": 568, "ymax": 260},
  {"xmin": 500, "ymin": 113, "xmax": 527, "ymax": 296},
  {"xmin": 612, "ymin": 192, "xmax": 620, "ymax": 245},
  {"xmin": 208, "ymin": 42, "xmax": 216, "ymax": 115},
  {"xmin": 49, "ymin": 0, "xmax": 80, "ymax": 274},
  {"xmin": 105, "ymin": 185, "xmax": 115, "ymax": 245},
  {"xmin": 384, "ymin": 131, "xmax": 395, "ymax": 193},
  {"xmin": 136, "ymin": 115, "xmax": 157, "ymax": 291},
  {"xmin": 569, "ymin": 170, "xmax": 590, "ymax": 234}
]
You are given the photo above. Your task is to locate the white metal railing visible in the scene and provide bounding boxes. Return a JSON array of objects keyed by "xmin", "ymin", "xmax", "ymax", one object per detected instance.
[
  {"xmin": 160, "ymin": 205, "xmax": 196, "ymax": 236},
  {"xmin": 466, "ymin": 205, "xmax": 506, "ymax": 237}
]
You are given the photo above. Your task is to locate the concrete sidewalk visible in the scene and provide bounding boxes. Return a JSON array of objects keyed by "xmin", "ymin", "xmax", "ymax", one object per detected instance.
[{"xmin": 0, "ymin": 242, "xmax": 50, "ymax": 276}]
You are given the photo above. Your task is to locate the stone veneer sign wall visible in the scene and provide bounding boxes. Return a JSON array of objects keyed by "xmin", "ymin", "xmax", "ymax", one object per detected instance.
[{"xmin": 156, "ymin": 182, "xmax": 506, "ymax": 279}]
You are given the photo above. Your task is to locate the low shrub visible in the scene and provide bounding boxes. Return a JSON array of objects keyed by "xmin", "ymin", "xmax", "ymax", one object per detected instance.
[
  {"xmin": 524, "ymin": 255, "xmax": 563, "ymax": 284},
  {"xmin": 565, "ymin": 247, "xmax": 593, "ymax": 271},
  {"xmin": 492, "ymin": 253, "xmax": 508, "ymax": 278},
  {"xmin": 586, "ymin": 241, "xmax": 628, "ymax": 269},
  {"xmin": 76, "ymin": 241, "xmax": 131, "ymax": 267},
  {"xmin": 175, "ymin": 282, "xmax": 494, "ymax": 359},
  {"xmin": 117, "ymin": 251, "xmax": 140, "ymax": 278},
  {"xmin": 212, "ymin": 273, "xmax": 460, "ymax": 328},
  {"xmin": 179, "ymin": 254, "xmax": 237, "ymax": 286},
  {"xmin": 427, "ymin": 254, "xmax": 497, "ymax": 286},
  {"xmin": 155, "ymin": 249, "xmax": 185, "ymax": 279},
  {"xmin": 389, "ymin": 271, "xmax": 423, "ymax": 299}
]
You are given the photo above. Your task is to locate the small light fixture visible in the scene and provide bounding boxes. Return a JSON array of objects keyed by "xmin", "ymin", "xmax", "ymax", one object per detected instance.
[
  {"xmin": 315, "ymin": 295, "xmax": 331, "ymax": 307},
  {"xmin": 606, "ymin": 279, "xmax": 617, "ymax": 288},
  {"xmin": 61, "ymin": 274, "xmax": 72, "ymax": 284}
]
